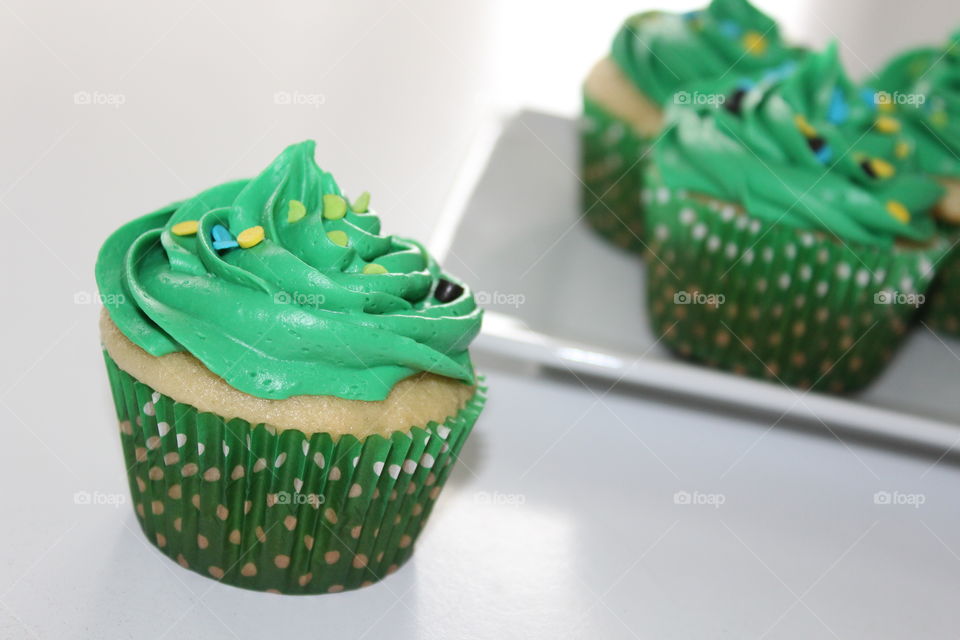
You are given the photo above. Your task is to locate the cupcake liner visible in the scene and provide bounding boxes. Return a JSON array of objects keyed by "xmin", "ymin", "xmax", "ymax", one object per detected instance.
[
  {"xmin": 923, "ymin": 231, "xmax": 960, "ymax": 337},
  {"xmin": 641, "ymin": 166, "xmax": 950, "ymax": 393},
  {"xmin": 104, "ymin": 352, "xmax": 485, "ymax": 594},
  {"xmin": 581, "ymin": 94, "xmax": 655, "ymax": 253}
]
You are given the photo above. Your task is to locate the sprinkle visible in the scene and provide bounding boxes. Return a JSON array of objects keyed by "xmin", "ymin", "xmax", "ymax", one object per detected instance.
[
  {"xmin": 932, "ymin": 110, "xmax": 948, "ymax": 127},
  {"xmin": 362, "ymin": 263, "xmax": 388, "ymax": 275},
  {"xmin": 895, "ymin": 140, "xmax": 910, "ymax": 158},
  {"xmin": 326, "ymin": 230, "xmax": 348, "ymax": 247},
  {"xmin": 874, "ymin": 116, "xmax": 901, "ymax": 134},
  {"xmin": 724, "ymin": 87, "xmax": 748, "ymax": 115},
  {"xmin": 794, "ymin": 114, "xmax": 817, "ymax": 138},
  {"xmin": 719, "ymin": 20, "xmax": 742, "ymax": 38},
  {"xmin": 237, "ymin": 226, "xmax": 265, "ymax": 249},
  {"xmin": 861, "ymin": 87, "xmax": 880, "ymax": 108},
  {"xmin": 827, "ymin": 88, "xmax": 848, "ymax": 124},
  {"xmin": 287, "ymin": 200, "xmax": 306, "ymax": 223},
  {"xmin": 171, "ymin": 220, "xmax": 199, "ymax": 236},
  {"xmin": 742, "ymin": 31, "xmax": 767, "ymax": 55},
  {"xmin": 863, "ymin": 157, "xmax": 895, "ymax": 179},
  {"xmin": 351, "ymin": 191, "xmax": 370, "ymax": 213},
  {"xmin": 886, "ymin": 200, "xmax": 910, "ymax": 224},
  {"xmin": 322, "ymin": 194, "xmax": 347, "ymax": 220},
  {"xmin": 211, "ymin": 225, "xmax": 239, "ymax": 250},
  {"xmin": 434, "ymin": 278, "xmax": 464, "ymax": 303}
]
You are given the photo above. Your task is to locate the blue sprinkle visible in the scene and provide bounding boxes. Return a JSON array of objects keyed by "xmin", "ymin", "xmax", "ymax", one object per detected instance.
[
  {"xmin": 860, "ymin": 87, "xmax": 878, "ymax": 109},
  {"xmin": 762, "ymin": 61, "xmax": 796, "ymax": 83},
  {"xmin": 814, "ymin": 145, "xmax": 833, "ymax": 164},
  {"xmin": 719, "ymin": 20, "xmax": 742, "ymax": 38},
  {"xmin": 211, "ymin": 224, "xmax": 239, "ymax": 250},
  {"xmin": 827, "ymin": 87, "xmax": 849, "ymax": 124}
]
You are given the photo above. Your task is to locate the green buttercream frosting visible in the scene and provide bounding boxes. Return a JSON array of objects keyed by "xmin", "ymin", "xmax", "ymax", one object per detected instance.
[
  {"xmin": 610, "ymin": 0, "xmax": 803, "ymax": 106},
  {"xmin": 872, "ymin": 31, "xmax": 960, "ymax": 178},
  {"xmin": 655, "ymin": 44, "xmax": 942, "ymax": 247},
  {"xmin": 96, "ymin": 141, "xmax": 482, "ymax": 401}
]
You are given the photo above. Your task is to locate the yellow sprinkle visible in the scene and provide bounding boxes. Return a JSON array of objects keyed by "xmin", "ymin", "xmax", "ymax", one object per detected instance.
[
  {"xmin": 287, "ymin": 200, "xmax": 306, "ymax": 223},
  {"xmin": 326, "ymin": 230, "xmax": 348, "ymax": 247},
  {"xmin": 237, "ymin": 226, "xmax": 265, "ymax": 249},
  {"xmin": 742, "ymin": 31, "xmax": 768, "ymax": 56},
  {"xmin": 886, "ymin": 200, "xmax": 910, "ymax": 224},
  {"xmin": 869, "ymin": 158, "xmax": 896, "ymax": 179},
  {"xmin": 932, "ymin": 110, "xmax": 949, "ymax": 127},
  {"xmin": 362, "ymin": 263, "xmax": 387, "ymax": 275},
  {"xmin": 323, "ymin": 194, "xmax": 347, "ymax": 220},
  {"xmin": 171, "ymin": 220, "xmax": 199, "ymax": 236},
  {"xmin": 895, "ymin": 140, "xmax": 910, "ymax": 159},
  {"xmin": 351, "ymin": 191, "xmax": 371, "ymax": 213},
  {"xmin": 874, "ymin": 116, "xmax": 901, "ymax": 134},
  {"xmin": 793, "ymin": 114, "xmax": 817, "ymax": 138},
  {"xmin": 877, "ymin": 99, "xmax": 896, "ymax": 114}
]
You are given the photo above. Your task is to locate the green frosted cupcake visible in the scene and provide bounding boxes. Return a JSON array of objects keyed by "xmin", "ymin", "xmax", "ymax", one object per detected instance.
[
  {"xmin": 95, "ymin": 141, "xmax": 485, "ymax": 594},
  {"xmin": 872, "ymin": 31, "xmax": 960, "ymax": 336},
  {"xmin": 643, "ymin": 45, "xmax": 950, "ymax": 392},
  {"xmin": 581, "ymin": 0, "xmax": 803, "ymax": 253}
]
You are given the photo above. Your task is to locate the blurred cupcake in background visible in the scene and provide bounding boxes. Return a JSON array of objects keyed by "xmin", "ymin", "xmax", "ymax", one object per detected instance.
[
  {"xmin": 643, "ymin": 44, "xmax": 949, "ymax": 393},
  {"xmin": 581, "ymin": 0, "xmax": 804, "ymax": 253},
  {"xmin": 96, "ymin": 141, "xmax": 485, "ymax": 594},
  {"xmin": 873, "ymin": 31, "xmax": 960, "ymax": 336}
]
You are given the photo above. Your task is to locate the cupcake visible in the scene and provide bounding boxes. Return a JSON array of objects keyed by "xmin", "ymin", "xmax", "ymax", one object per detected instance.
[
  {"xmin": 643, "ymin": 45, "xmax": 950, "ymax": 393},
  {"xmin": 95, "ymin": 141, "xmax": 485, "ymax": 594},
  {"xmin": 581, "ymin": 0, "xmax": 803, "ymax": 253},
  {"xmin": 872, "ymin": 32, "xmax": 960, "ymax": 336}
]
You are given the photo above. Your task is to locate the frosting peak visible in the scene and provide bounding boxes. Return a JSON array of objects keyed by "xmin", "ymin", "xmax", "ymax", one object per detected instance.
[
  {"xmin": 97, "ymin": 141, "xmax": 482, "ymax": 401},
  {"xmin": 610, "ymin": 0, "xmax": 803, "ymax": 106}
]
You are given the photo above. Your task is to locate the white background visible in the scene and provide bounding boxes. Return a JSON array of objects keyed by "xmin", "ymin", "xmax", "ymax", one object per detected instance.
[{"xmin": 4, "ymin": 1, "xmax": 960, "ymax": 638}]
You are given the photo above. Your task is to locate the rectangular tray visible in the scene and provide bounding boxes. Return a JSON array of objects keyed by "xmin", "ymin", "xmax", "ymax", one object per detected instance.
[{"xmin": 432, "ymin": 109, "xmax": 960, "ymax": 453}]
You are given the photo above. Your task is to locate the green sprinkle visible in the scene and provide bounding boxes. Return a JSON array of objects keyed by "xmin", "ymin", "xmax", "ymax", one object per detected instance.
[
  {"xmin": 287, "ymin": 200, "xmax": 306, "ymax": 223},
  {"xmin": 362, "ymin": 263, "xmax": 387, "ymax": 275},
  {"xmin": 326, "ymin": 230, "xmax": 348, "ymax": 247},
  {"xmin": 323, "ymin": 194, "xmax": 347, "ymax": 220},
  {"xmin": 351, "ymin": 191, "xmax": 370, "ymax": 213}
]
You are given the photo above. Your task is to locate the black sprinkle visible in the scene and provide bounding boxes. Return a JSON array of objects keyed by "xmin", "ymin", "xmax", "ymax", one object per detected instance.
[
  {"xmin": 724, "ymin": 88, "xmax": 747, "ymax": 115},
  {"xmin": 860, "ymin": 159, "xmax": 877, "ymax": 178},
  {"xmin": 807, "ymin": 136, "xmax": 826, "ymax": 153},
  {"xmin": 434, "ymin": 278, "xmax": 463, "ymax": 303}
]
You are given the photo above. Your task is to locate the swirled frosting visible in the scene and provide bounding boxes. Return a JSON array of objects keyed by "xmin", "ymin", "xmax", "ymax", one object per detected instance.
[
  {"xmin": 610, "ymin": 0, "xmax": 803, "ymax": 106},
  {"xmin": 872, "ymin": 31, "xmax": 960, "ymax": 178},
  {"xmin": 96, "ymin": 141, "xmax": 482, "ymax": 401},
  {"xmin": 655, "ymin": 44, "xmax": 942, "ymax": 247}
]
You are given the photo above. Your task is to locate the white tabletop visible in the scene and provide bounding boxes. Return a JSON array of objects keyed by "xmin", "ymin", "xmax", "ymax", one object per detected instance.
[{"xmin": 5, "ymin": 1, "xmax": 960, "ymax": 638}]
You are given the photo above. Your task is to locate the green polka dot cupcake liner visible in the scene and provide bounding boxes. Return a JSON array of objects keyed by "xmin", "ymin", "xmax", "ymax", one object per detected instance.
[
  {"xmin": 581, "ymin": 95, "xmax": 654, "ymax": 254},
  {"xmin": 103, "ymin": 352, "xmax": 485, "ymax": 595},
  {"xmin": 923, "ymin": 234, "xmax": 960, "ymax": 337},
  {"xmin": 642, "ymin": 167, "xmax": 949, "ymax": 393}
]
